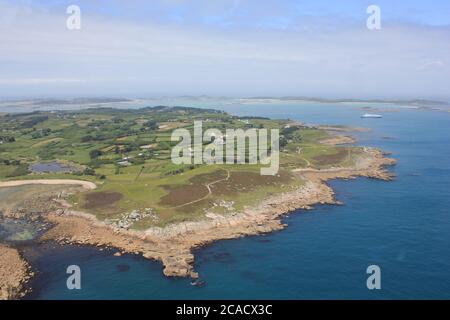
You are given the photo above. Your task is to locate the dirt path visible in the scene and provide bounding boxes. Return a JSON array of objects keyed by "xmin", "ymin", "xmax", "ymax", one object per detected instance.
[
  {"xmin": 0, "ymin": 179, "xmax": 97, "ymax": 190},
  {"xmin": 172, "ymin": 169, "xmax": 231, "ymax": 208},
  {"xmin": 134, "ymin": 166, "xmax": 145, "ymax": 181}
]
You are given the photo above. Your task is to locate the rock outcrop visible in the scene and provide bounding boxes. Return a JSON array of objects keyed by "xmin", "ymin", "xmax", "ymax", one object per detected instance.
[
  {"xmin": 0, "ymin": 147, "xmax": 396, "ymax": 297},
  {"xmin": 0, "ymin": 244, "xmax": 32, "ymax": 300},
  {"xmin": 38, "ymin": 148, "xmax": 395, "ymax": 280}
]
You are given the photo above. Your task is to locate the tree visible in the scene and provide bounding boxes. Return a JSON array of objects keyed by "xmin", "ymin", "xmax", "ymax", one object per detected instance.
[
  {"xmin": 143, "ymin": 120, "xmax": 158, "ymax": 130},
  {"xmin": 279, "ymin": 136, "xmax": 288, "ymax": 148},
  {"xmin": 89, "ymin": 149, "xmax": 102, "ymax": 159},
  {"xmin": 83, "ymin": 167, "xmax": 95, "ymax": 175},
  {"xmin": 81, "ymin": 135, "xmax": 93, "ymax": 142}
]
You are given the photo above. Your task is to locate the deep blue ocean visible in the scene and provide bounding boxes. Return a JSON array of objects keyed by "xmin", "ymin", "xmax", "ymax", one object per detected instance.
[{"xmin": 21, "ymin": 102, "xmax": 450, "ymax": 299}]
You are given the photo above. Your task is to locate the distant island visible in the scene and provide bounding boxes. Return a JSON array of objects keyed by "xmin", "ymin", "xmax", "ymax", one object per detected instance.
[
  {"xmin": 0, "ymin": 106, "xmax": 395, "ymax": 299},
  {"xmin": 0, "ymin": 96, "xmax": 448, "ymax": 114},
  {"xmin": 242, "ymin": 96, "xmax": 449, "ymax": 106}
]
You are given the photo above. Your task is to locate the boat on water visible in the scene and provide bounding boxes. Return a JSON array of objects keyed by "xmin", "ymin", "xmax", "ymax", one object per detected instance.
[{"xmin": 361, "ymin": 113, "xmax": 382, "ymax": 118}]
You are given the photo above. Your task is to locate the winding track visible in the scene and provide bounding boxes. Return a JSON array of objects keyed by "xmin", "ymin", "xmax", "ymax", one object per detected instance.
[{"xmin": 171, "ymin": 169, "xmax": 231, "ymax": 209}]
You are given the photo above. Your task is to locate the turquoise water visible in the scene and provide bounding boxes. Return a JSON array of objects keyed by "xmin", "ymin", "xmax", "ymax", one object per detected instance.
[
  {"xmin": 0, "ymin": 217, "xmax": 46, "ymax": 242},
  {"xmin": 23, "ymin": 103, "xmax": 450, "ymax": 299}
]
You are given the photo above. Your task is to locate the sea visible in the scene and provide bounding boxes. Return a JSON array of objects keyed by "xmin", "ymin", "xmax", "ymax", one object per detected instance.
[{"xmin": 2, "ymin": 100, "xmax": 450, "ymax": 299}]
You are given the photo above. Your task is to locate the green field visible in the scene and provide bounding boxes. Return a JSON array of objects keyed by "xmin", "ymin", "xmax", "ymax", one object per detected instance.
[{"xmin": 0, "ymin": 107, "xmax": 360, "ymax": 228}]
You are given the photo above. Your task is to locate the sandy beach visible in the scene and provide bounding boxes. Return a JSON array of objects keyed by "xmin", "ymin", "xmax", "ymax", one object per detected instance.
[{"xmin": 0, "ymin": 179, "xmax": 97, "ymax": 190}]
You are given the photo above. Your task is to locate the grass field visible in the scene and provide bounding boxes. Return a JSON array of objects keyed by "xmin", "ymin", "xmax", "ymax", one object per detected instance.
[{"xmin": 0, "ymin": 107, "xmax": 361, "ymax": 228}]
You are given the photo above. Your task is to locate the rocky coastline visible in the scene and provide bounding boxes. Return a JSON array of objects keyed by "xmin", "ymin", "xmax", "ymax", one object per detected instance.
[
  {"xmin": 0, "ymin": 146, "xmax": 396, "ymax": 299},
  {"xmin": 0, "ymin": 244, "xmax": 33, "ymax": 300}
]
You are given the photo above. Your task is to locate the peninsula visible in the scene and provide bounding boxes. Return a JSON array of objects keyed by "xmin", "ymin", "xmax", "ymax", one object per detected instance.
[{"xmin": 0, "ymin": 106, "xmax": 395, "ymax": 299}]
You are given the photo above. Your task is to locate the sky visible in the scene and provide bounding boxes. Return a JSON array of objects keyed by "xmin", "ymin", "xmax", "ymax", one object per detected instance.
[{"xmin": 0, "ymin": 0, "xmax": 449, "ymax": 100}]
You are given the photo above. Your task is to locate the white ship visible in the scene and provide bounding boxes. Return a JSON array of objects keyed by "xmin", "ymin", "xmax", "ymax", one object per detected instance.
[{"xmin": 361, "ymin": 113, "xmax": 382, "ymax": 118}]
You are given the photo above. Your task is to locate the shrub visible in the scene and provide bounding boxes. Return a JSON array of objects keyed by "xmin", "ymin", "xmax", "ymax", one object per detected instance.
[
  {"xmin": 83, "ymin": 167, "xmax": 96, "ymax": 175},
  {"xmin": 6, "ymin": 164, "xmax": 29, "ymax": 177},
  {"xmin": 89, "ymin": 149, "xmax": 102, "ymax": 159}
]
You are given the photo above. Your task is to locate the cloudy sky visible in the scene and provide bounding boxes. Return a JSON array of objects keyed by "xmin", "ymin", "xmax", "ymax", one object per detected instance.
[{"xmin": 0, "ymin": 0, "xmax": 449, "ymax": 99}]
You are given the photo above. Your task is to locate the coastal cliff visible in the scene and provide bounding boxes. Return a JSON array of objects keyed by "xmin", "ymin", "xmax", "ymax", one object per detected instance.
[{"xmin": 38, "ymin": 147, "xmax": 395, "ymax": 280}]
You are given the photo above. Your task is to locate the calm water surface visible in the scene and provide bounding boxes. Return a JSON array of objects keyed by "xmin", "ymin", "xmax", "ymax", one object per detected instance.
[
  {"xmin": 11, "ymin": 102, "xmax": 450, "ymax": 299},
  {"xmin": 30, "ymin": 162, "xmax": 73, "ymax": 173}
]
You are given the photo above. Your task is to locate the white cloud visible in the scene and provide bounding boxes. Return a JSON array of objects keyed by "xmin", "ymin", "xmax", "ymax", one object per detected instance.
[
  {"xmin": 0, "ymin": 1, "xmax": 449, "ymax": 98},
  {"xmin": 416, "ymin": 60, "xmax": 444, "ymax": 71}
]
